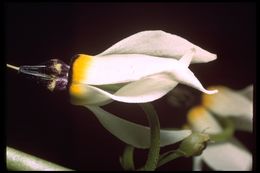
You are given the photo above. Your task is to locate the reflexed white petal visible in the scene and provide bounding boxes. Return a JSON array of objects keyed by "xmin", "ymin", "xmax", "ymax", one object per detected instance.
[
  {"xmin": 71, "ymin": 65, "xmax": 216, "ymax": 105},
  {"xmin": 86, "ymin": 73, "xmax": 179, "ymax": 103},
  {"xmin": 86, "ymin": 54, "xmax": 179, "ymax": 85},
  {"xmin": 70, "ymin": 53, "xmax": 216, "ymax": 105},
  {"xmin": 86, "ymin": 105, "xmax": 191, "ymax": 149},
  {"xmin": 97, "ymin": 30, "xmax": 217, "ymax": 63},
  {"xmin": 81, "ymin": 68, "xmax": 216, "ymax": 104},
  {"xmin": 239, "ymin": 85, "xmax": 253, "ymax": 101},
  {"xmin": 202, "ymin": 86, "xmax": 253, "ymax": 131},
  {"xmin": 114, "ymin": 73, "xmax": 178, "ymax": 103},
  {"xmin": 202, "ymin": 138, "xmax": 252, "ymax": 171},
  {"xmin": 193, "ymin": 155, "xmax": 203, "ymax": 171},
  {"xmin": 82, "ymin": 53, "xmax": 216, "ymax": 95},
  {"xmin": 173, "ymin": 67, "xmax": 218, "ymax": 95},
  {"xmin": 187, "ymin": 106, "xmax": 222, "ymax": 134}
]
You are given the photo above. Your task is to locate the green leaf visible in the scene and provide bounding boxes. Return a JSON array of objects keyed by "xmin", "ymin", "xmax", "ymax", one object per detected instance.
[
  {"xmin": 6, "ymin": 146, "xmax": 73, "ymax": 171},
  {"xmin": 210, "ymin": 117, "xmax": 235, "ymax": 143}
]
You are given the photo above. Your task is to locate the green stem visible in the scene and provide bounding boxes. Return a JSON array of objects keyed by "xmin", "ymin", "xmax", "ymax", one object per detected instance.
[
  {"xmin": 210, "ymin": 117, "xmax": 235, "ymax": 142},
  {"xmin": 6, "ymin": 146, "xmax": 73, "ymax": 171},
  {"xmin": 157, "ymin": 150, "xmax": 183, "ymax": 168},
  {"xmin": 139, "ymin": 103, "xmax": 160, "ymax": 171},
  {"xmin": 120, "ymin": 145, "xmax": 135, "ymax": 170}
]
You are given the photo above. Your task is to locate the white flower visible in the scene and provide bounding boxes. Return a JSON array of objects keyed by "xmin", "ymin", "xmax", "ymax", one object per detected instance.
[
  {"xmin": 202, "ymin": 85, "xmax": 253, "ymax": 132},
  {"xmin": 69, "ymin": 30, "xmax": 218, "ymax": 106},
  {"xmin": 9, "ymin": 30, "xmax": 217, "ymax": 150},
  {"xmin": 68, "ymin": 30, "xmax": 218, "ymax": 149},
  {"xmin": 187, "ymin": 87, "xmax": 253, "ymax": 171}
]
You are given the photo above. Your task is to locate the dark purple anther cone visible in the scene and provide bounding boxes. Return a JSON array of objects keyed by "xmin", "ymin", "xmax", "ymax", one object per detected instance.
[{"xmin": 19, "ymin": 59, "xmax": 70, "ymax": 91}]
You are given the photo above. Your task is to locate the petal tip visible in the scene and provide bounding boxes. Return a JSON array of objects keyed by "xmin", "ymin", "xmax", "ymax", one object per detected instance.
[
  {"xmin": 205, "ymin": 53, "xmax": 217, "ymax": 63},
  {"xmin": 205, "ymin": 89, "xmax": 218, "ymax": 95},
  {"xmin": 211, "ymin": 54, "xmax": 217, "ymax": 60}
]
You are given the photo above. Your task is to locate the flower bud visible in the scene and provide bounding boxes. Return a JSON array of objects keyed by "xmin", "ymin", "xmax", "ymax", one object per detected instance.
[{"xmin": 178, "ymin": 132, "xmax": 210, "ymax": 157}]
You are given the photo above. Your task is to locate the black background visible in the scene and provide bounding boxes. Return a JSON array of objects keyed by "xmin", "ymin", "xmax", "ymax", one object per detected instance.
[{"xmin": 5, "ymin": 3, "xmax": 256, "ymax": 171}]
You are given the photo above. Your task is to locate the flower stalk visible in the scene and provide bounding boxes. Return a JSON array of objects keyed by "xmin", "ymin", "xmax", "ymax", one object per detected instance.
[
  {"xmin": 210, "ymin": 117, "xmax": 235, "ymax": 142},
  {"xmin": 157, "ymin": 132, "xmax": 210, "ymax": 168},
  {"xmin": 120, "ymin": 145, "xmax": 135, "ymax": 171},
  {"xmin": 157, "ymin": 150, "xmax": 183, "ymax": 168},
  {"xmin": 139, "ymin": 103, "xmax": 160, "ymax": 171}
]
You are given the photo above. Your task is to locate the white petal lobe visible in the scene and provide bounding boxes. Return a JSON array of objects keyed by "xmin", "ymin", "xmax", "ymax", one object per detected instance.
[
  {"xmin": 86, "ymin": 105, "xmax": 191, "ymax": 148},
  {"xmin": 202, "ymin": 138, "xmax": 252, "ymax": 171},
  {"xmin": 97, "ymin": 30, "xmax": 217, "ymax": 63}
]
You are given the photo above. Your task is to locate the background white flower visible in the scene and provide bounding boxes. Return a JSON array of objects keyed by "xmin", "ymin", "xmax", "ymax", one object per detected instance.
[
  {"xmin": 202, "ymin": 85, "xmax": 253, "ymax": 132},
  {"xmin": 187, "ymin": 84, "xmax": 253, "ymax": 171}
]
